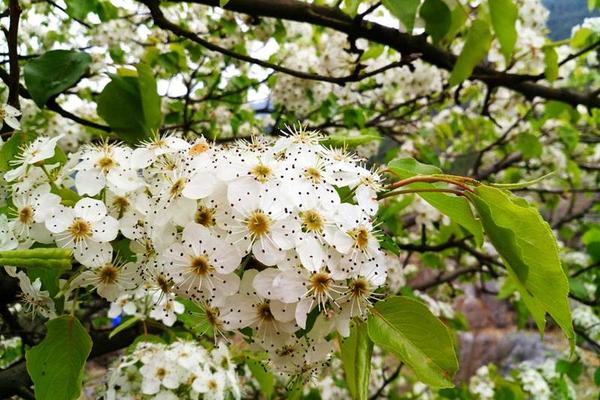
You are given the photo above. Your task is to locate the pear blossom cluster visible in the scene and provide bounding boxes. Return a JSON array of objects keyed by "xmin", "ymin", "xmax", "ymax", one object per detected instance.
[
  {"xmin": 104, "ymin": 340, "xmax": 241, "ymax": 400},
  {"xmin": 1, "ymin": 127, "xmax": 387, "ymax": 371}
]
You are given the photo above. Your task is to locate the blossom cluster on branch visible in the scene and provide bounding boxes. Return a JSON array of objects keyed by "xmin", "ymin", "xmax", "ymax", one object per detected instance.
[{"xmin": 1, "ymin": 126, "xmax": 388, "ymax": 373}]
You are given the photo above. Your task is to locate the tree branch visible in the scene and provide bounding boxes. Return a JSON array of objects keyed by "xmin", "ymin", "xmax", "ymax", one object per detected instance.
[{"xmin": 138, "ymin": 0, "xmax": 600, "ymax": 108}]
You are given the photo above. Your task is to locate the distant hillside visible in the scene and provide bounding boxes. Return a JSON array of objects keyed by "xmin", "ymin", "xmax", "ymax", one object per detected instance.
[{"xmin": 543, "ymin": 0, "xmax": 600, "ymax": 39}]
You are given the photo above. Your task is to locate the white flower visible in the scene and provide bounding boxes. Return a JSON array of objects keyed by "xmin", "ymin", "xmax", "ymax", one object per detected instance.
[
  {"xmin": 4, "ymin": 134, "xmax": 64, "ymax": 182},
  {"xmin": 45, "ymin": 198, "xmax": 119, "ymax": 265},
  {"xmin": 16, "ymin": 271, "xmax": 56, "ymax": 318},
  {"xmin": 0, "ymin": 214, "xmax": 18, "ymax": 251},
  {"xmin": 139, "ymin": 355, "xmax": 181, "ymax": 394},
  {"xmin": 74, "ymin": 142, "xmax": 142, "ymax": 196},
  {"xmin": 0, "ymin": 103, "xmax": 21, "ymax": 130},
  {"xmin": 70, "ymin": 249, "xmax": 138, "ymax": 301},
  {"xmin": 220, "ymin": 269, "xmax": 296, "ymax": 350},
  {"xmin": 220, "ymin": 192, "xmax": 299, "ymax": 266},
  {"xmin": 10, "ymin": 183, "xmax": 60, "ymax": 242},
  {"xmin": 160, "ymin": 223, "xmax": 241, "ymax": 305}
]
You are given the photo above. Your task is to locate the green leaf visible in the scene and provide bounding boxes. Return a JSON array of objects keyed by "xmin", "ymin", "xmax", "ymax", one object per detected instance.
[
  {"xmin": 109, "ymin": 316, "xmax": 140, "ymax": 339},
  {"xmin": 543, "ymin": 46, "xmax": 559, "ymax": 82},
  {"xmin": 0, "ymin": 131, "xmax": 35, "ymax": 172},
  {"xmin": 26, "ymin": 316, "xmax": 92, "ymax": 400},
  {"xmin": 488, "ymin": 0, "xmax": 518, "ymax": 62},
  {"xmin": 388, "ymin": 158, "xmax": 484, "ymax": 246},
  {"xmin": 64, "ymin": 0, "xmax": 99, "ymax": 20},
  {"xmin": 516, "ymin": 132, "xmax": 543, "ymax": 160},
  {"xmin": 594, "ymin": 367, "xmax": 600, "ymax": 386},
  {"xmin": 136, "ymin": 63, "xmax": 162, "ymax": 133},
  {"xmin": 177, "ymin": 298, "xmax": 214, "ymax": 336},
  {"xmin": 340, "ymin": 320, "xmax": 373, "ymax": 400},
  {"xmin": 449, "ymin": 19, "xmax": 493, "ymax": 86},
  {"xmin": 247, "ymin": 359, "xmax": 274, "ymax": 399},
  {"xmin": 368, "ymin": 296, "xmax": 458, "ymax": 388},
  {"xmin": 570, "ymin": 28, "xmax": 593, "ymax": 48},
  {"xmin": 557, "ymin": 125, "xmax": 579, "ymax": 151},
  {"xmin": 321, "ymin": 133, "xmax": 380, "ymax": 148},
  {"xmin": 220, "ymin": 0, "xmax": 231, "ymax": 6},
  {"xmin": 489, "ymin": 171, "xmax": 554, "ymax": 190},
  {"xmin": 382, "ymin": 0, "xmax": 421, "ymax": 33},
  {"xmin": 24, "ymin": 50, "xmax": 92, "ymax": 107},
  {"xmin": 467, "ymin": 185, "xmax": 574, "ymax": 347},
  {"xmin": 420, "ymin": 0, "xmax": 451, "ymax": 44},
  {"xmin": 97, "ymin": 64, "xmax": 162, "ymax": 144},
  {"xmin": 446, "ymin": 5, "xmax": 468, "ymax": 41},
  {"xmin": 0, "ymin": 248, "xmax": 72, "ymax": 270}
]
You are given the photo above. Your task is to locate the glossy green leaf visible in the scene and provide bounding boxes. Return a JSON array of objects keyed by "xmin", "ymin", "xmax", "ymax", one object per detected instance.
[
  {"xmin": 543, "ymin": 46, "xmax": 559, "ymax": 82},
  {"xmin": 109, "ymin": 316, "xmax": 140, "ymax": 339},
  {"xmin": 382, "ymin": 0, "xmax": 421, "ymax": 33},
  {"xmin": 420, "ymin": 0, "xmax": 451, "ymax": 44},
  {"xmin": 340, "ymin": 320, "xmax": 373, "ymax": 400},
  {"xmin": 467, "ymin": 185, "xmax": 574, "ymax": 347},
  {"xmin": 24, "ymin": 50, "xmax": 92, "ymax": 107},
  {"xmin": 388, "ymin": 158, "xmax": 484, "ymax": 246},
  {"xmin": 449, "ymin": 19, "xmax": 493, "ymax": 86},
  {"xmin": 97, "ymin": 64, "xmax": 162, "ymax": 144},
  {"xmin": 26, "ymin": 316, "xmax": 92, "ymax": 400},
  {"xmin": 247, "ymin": 359, "xmax": 274, "ymax": 399},
  {"xmin": 220, "ymin": 0, "xmax": 231, "ymax": 7},
  {"xmin": 0, "ymin": 131, "xmax": 35, "ymax": 172},
  {"xmin": 367, "ymin": 296, "xmax": 458, "ymax": 388},
  {"xmin": 488, "ymin": 0, "xmax": 518, "ymax": 62}
]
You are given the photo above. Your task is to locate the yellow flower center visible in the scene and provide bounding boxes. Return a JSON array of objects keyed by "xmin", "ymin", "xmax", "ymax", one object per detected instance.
[
  {"xmin": 309, "ymin": 272, "xmax": 332, "ymax": 295},
  {"xmin": 301, "ymin": 209, "xmax": 323, "ymax": 233},
  {"xmin": 350, "ymin": 227, "xmax": 370, "ymax": 250},
  {"xmin": 189, "ymin": 255, "xmax": 213, "ymax": 276},
  {"xmin": 304, "ymin": 167, "xmax": 322, "ymax": 183},
  {"xmin": 98, "ymin": 263, "xmax": 119, "ymax": 284},
  {"xmin": 348, "ymin": 278, "xmax": 370, "ymax": 298},
  {"xmin": 96, "ymin": 156, "xmax": 116, "ymax": 172},
  {"xmin": 250, "ymin": 164, "xmax": 272, "ymax": 183},
  {"xmin": 68, "ymin": 218, "xmax": 92, "ymax": 242},
  {"xmin": 246, "ymin": 211, "xmax": 270, "ymax": 238},
  {"xmin": 18, "ymin": 206, "xmax": 34, "ymax": 224},
  {"xmin": 194, "ymin": 205, "xmax": 216, "ymax": 227},
  {"xmin": 169, "ymin": 178, "xmax": 186, "ymax": 198}
]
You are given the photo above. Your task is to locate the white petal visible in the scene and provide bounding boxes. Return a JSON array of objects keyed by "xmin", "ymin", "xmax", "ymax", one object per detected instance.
[
  {"xmin": 252, "ymin": 268, "xmax": 280, "ymax": 299},
  {"xmin": 91, "ymin": 216, "xmax": 119, "ymax": 242},
  {"xmin": 75, "ymin": 198, "xmax": 108, "ymax": 222},
  {"xmin": 182, "ymin": 173, "xmax": 218, "ymax": 199},
  {"xmin": 75, "ymin": 170, "xmax": 106, "ymax": 196},
  {"xmin": 45, "ymin": 206, "xmax": 75, "ymax": 233}
]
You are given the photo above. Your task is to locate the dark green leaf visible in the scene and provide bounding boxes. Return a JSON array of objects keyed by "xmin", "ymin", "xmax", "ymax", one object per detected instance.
[
  {"xmin": 382, "ymin": 0, "xmax": 421, "ymax": 33},
  {"xmin": 449, "ymin": 19, "xmax": 493, "ymax": 86},
  {"xmin": 488, "ymin": 0, "xmax": 518, "ymax": 62},
  {"xmin": 420, "ymin": 0, "xmax": 451, "ymax": 44},
  {"xmin": 26, "ymin": 316, "xmax": 92, "ymax": 400},
  {"xmin": 97, "ymin": 64, "xmax": 162, "ymax": 144},
  {"xmin": 340, "ymin": 321, "xmax": 373, "ymax": 400},
  {"xmin": 24, "ymin": 50, "xmax": 92, "ymax": 107},
  {"xmin": 367, "ymin": 296, "xmax": 458, "ymax": 388}
]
